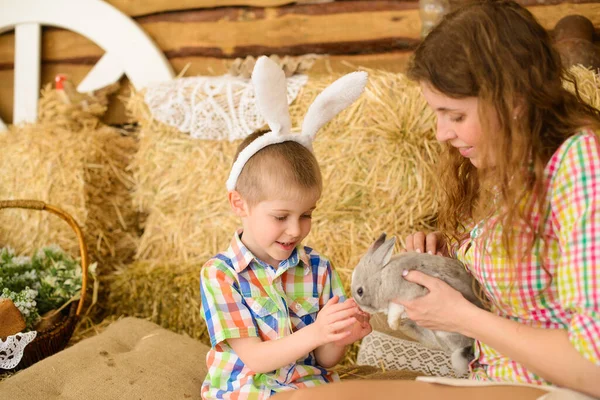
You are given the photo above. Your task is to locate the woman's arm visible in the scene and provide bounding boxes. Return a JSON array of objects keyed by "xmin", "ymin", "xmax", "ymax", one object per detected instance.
[
  {"xmin": 228, "ymin": 296, "xmax": 357, "ymax": 373},
  {"xmin": 463, "ymin": 302, "xmax": 599, "ymax": 397},
  {"xmin": 400, "ymin": 271, "xmax": 600, "ymax": 398}
]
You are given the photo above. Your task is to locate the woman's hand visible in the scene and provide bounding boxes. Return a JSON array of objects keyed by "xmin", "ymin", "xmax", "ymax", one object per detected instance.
[
  {"xmin": 396, "ymin": 270, "xmax": 479, "ymax": 334},
  {"xmin": 403, "ymin": 231, "xmax": 448, "ymax": 256}
]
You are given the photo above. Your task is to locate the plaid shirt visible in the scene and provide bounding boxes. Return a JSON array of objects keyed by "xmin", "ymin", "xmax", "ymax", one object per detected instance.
[
  {"xmin": 200, "ymin": 231, "xmax": 346, "ymax": 399},
  {"xmin": 457, "ymin": 130, "xmax": 600, "ymax": 385}
]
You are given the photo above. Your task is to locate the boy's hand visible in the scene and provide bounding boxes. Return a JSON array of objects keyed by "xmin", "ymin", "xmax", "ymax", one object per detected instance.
[
  {"xmin": 333, "ymin": 300, "xmax": 372, "ymax": 346},
  {"xmin": 313, "ymin": 295, "xmax": 358, "ymax": 346}
]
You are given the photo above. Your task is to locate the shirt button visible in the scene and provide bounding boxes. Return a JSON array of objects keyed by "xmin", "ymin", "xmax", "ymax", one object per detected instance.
[
  {"xmin": 295, "ymin": 303, "xmax": 302, "ymax": 310},
  {"xmin": 252, "ymin": 303, "xmax": 261, "ymax": 312}
]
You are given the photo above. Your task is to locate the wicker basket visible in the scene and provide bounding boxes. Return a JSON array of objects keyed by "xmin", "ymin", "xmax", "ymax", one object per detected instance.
[{"xmin": 0, "ymin": 200, "xmax": 89, "ymax": 371}]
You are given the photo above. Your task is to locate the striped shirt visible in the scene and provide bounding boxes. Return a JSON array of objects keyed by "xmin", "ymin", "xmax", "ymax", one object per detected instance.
[
  {"xmin": 200, "ymin": 231, "xmax": 346, "ymax": 399},
  {"xmin": 457, "ymin": 130, "xmax": 600, "ymax": 385}
]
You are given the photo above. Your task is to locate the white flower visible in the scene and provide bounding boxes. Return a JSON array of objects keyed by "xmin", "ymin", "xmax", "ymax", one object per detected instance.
[{"xmin": 12, "ymin": 256, "xmax": 31, "ymax": 265}]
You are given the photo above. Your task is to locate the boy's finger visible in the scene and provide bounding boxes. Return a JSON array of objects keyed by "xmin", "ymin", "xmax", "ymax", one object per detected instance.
[
  {"xmin": 324, "ymin": 295, "xmax": 340, "ymax": 307},
  {"xmin": 344, "ymin": 298, "xmax": 356, "ymax": 306},
  {"xmin": 325, "ymin": 299, "xmax": 358, "ymax": 314},
  {"xmin": 329, "ymin": 331, "xmax": 352, "ymax": 342},
  {"xmin": 328, "ymin": 304, "xmax": 359, "ymax": 318},
  {"xmin": 330, "ymin": 317, "xmax": 357, "ymax": 332}
]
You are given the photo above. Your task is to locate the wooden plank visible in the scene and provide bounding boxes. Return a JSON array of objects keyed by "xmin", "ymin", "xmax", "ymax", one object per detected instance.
[
  {"xmin": 0, "ymin": 2, "xmax": 421, "ymax": 65},
  {"xmin": 0, "ymin": 1, "xmax": 598, "ymax": 67},
  {"xmin": 12, "ymin": 23, "xmax": 41, "ymax": 125},
  {"xmin": 105, "ymin": 0, "xmax": 594, "ymax": 18},
  {"xmin": 105, "ymin": 0, "xmax": 331, "ymax": 18}
]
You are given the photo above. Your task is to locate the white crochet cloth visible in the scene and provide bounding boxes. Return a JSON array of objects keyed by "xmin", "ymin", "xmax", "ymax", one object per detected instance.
[
  {"xmin": 0, "ymin": 331, "xmax": 37, "ymax": 369},
  {"xmin": 144, "ymin": 74, "xmax": 309, "ymax": 141},
  {"xmin": 357, "ymin": 330, "xmax": 468, "ymax": 379}
]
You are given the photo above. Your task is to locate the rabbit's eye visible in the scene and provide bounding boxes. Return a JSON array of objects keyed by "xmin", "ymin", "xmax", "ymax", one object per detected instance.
[{"xmin": 357, "ymin": 287, "xmax": 364, "ymax": 296}]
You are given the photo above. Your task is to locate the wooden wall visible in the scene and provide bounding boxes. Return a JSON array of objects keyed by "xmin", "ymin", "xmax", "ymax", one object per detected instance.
[{"xmin": 1, "ymin": 0, "xmax": 598, "ymax": 125}]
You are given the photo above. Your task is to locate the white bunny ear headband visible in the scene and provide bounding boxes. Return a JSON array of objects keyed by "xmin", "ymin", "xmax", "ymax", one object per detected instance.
[{"xmin": 226, "ymin": 56, "xmax": 368, "ymax": 191}]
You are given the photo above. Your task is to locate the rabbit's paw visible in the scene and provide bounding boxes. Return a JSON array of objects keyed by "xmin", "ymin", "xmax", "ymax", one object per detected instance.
[
  {"xmin": 387, "ymin": 303, "xmax": 405, "ymax": 330},
  {"xmin": 450, "ymin": 346, "xmax": 472, "ymax": 376}
]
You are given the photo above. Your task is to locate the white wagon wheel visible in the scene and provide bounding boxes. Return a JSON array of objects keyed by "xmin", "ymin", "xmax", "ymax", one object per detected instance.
[{"xmin": 0, "ymin": 0, "xmax": 175, "ymax": 131}]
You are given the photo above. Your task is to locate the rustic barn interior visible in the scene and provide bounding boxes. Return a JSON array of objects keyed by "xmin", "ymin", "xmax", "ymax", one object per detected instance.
[{"xmin": 1, "ymin": 1, "xmax": 599, "ymax": 399}]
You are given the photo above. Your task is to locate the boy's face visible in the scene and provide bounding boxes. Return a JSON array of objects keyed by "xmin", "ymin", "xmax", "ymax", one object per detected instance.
[{"xmin": 240, "ymin": 189, "xmax": 319, "ymax": 268}]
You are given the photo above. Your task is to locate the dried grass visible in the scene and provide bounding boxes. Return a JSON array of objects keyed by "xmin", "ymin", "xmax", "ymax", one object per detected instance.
[
  {"xmin": 0, "ymin": 84, "xmax": 140, "ymax": 273},
  {"xmin": 107, "ymin": 260, "xmax": 210, "ymax": 343}
]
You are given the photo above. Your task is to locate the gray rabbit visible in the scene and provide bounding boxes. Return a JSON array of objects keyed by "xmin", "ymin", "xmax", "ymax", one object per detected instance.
[{"xmin": 351, "ymin": 233, "xmax": 482, "ymax": 375}]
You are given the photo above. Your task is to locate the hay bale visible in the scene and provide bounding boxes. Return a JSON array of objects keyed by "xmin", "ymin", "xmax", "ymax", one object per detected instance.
[
  {"xmin": 106, "ymin": 260, "xmax": 210, "ymax": 344},
  {"xmin": 128, "ymin": 70, "xmax": 438, "ymax": 268},
  {"xmin": 0, "ymin": 84, "xmax": 139, "ymax": 273}
]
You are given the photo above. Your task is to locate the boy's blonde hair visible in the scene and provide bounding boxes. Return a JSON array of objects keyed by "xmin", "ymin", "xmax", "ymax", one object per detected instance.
[{"xmin": 233, "ymin": 129, "xmax": 323, "ymax": 206}]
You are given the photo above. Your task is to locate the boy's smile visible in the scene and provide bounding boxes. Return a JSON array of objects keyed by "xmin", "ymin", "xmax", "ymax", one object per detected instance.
[{"xmin": 239, "ymin": 189, "xmax": 319, "ymax": 268}]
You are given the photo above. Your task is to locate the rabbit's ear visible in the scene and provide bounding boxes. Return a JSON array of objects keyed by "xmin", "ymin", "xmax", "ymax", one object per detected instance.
[
  {"xmin": 252, "ymin": 56, "xmax": 292, "ymax": 136},
  {"xmin": 371, "ymin": 236, "xmax": 396, "ymax": 267},
  {"xmin": 300, "ymin": 71, "xmax": 368, "ymax": 142},
  {"xmin": 368, "ymin": 233, "xmax": 387, "ymax": 253}
]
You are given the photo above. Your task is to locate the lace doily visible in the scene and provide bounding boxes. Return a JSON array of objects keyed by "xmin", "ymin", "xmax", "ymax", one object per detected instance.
[
  {"xmin": 0, "ymin": 331, "xmax": 37, "ymax": 369},
  {"xmin": 144, "ymin": 74, "xmax": 309, "ymax": 141},
  {"xmin": 357, "ymin": 330, "xmax": 468, "ymax": 379}
]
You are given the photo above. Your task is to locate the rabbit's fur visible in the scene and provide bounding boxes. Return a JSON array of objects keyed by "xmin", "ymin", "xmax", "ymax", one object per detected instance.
[{"xmin": 351, "ymin": 233, "xmax": 482, "ymax": 375}]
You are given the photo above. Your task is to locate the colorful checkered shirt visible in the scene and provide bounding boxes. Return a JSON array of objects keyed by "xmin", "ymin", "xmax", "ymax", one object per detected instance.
[
  {"xmin": 456, "ymin": 130, "xmax": 600, "ymax": 385},
  {"xmin": 200, "ymin": 231, "xmax": 347, "ymax": 399}
]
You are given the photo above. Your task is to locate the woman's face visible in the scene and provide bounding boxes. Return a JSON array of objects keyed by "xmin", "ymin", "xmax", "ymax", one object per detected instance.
[{"xmin": 421, "ymin": 82, "xmax": 496, "ymax": 168}]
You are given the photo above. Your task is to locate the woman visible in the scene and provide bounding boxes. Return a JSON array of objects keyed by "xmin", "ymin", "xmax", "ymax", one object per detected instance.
[{"xmin": 400, "ymin": 1, "xmax": 600, "ymax": 397}]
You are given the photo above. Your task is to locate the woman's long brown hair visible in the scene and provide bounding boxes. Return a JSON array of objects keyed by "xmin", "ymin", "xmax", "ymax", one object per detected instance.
[{"xmin": 407, "ymin": 0, "xmax": 600, "ymax": 270}]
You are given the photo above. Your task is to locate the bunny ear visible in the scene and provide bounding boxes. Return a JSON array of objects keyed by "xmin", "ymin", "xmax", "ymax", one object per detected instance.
[
  {"xmin": 371, "ymin": 236, "xmax": 396, "ymax": 267},
  {"xmin": 301, "ymin": 71, "xmax": 368, "ymax": 141},
  {"xmin": 369, "ymin": 233, "xmax": 388, "ymax": 253},
  {"xmin": 252, "ymin": 56, "xmax": 292, "ymax": 135}
]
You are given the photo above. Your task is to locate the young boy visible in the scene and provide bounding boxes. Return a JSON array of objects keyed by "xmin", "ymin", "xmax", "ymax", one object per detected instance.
[
  {"xmin": 200, "ymin": 56, "xmax": 371, "ymax": 399},
  {"xmin": 200, "ymin": 129, "xmax": 371, "ymax": 399}
]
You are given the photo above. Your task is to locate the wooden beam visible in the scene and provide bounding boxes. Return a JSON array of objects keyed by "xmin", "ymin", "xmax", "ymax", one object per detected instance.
[
  {"xmin": 105, "ymin": 0, "xmax": 326, "ymax": 18},
  {"xmin": 1, "ymin": 1, "xmax": 597, "ymax": 68},
  {"xmin": 104, "ymin": 0, "xmax": 594, "ymax": 18},
  {"xmin": 0, "ymin": 3, "xmax": 419, "ymax": 65}
]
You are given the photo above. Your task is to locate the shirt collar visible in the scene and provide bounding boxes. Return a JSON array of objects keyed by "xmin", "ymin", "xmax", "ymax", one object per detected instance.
[{"xmin": 228, "ymin": 230, "xmax": 310, "ymax": 274}]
